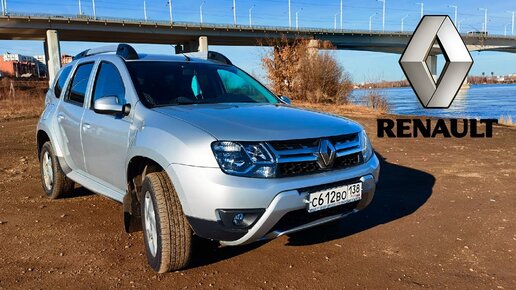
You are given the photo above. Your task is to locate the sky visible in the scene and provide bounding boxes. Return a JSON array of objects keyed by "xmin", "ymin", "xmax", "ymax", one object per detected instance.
[{"xmin": 0, "ymin": 0, "xmax": 514, "ymax": 82}]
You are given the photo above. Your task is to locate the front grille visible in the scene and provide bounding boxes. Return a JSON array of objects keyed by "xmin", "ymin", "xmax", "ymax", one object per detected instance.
[
  {"xmin": 334, "ymin": 152, "xmax": 361, "ymax": 169},
  {"xmin": 277, "ymin": 161, "xmax": 320, "ymax": 176},
  {"xmin": 277, "ymin": 153, "xmax": 360, "ymax": 177},
  {"xmin": 269, "ymin": 201, "xmax": 359, "ymax": 233},
  {"xmin": 269, "ymin": 138, "xmax": 319, "ymax": 151},
  {"xmin": 268, "ymin": 133, "xmax": 362, "ymax": 178}
]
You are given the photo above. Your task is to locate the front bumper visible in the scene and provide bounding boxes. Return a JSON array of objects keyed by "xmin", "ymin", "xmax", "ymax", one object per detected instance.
[{"xmin": 166, "ymin": 154, "xmax": 379, "ymax": 246}]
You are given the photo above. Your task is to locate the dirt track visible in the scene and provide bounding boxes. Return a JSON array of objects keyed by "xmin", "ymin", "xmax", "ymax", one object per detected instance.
[{"xmin": 0, "ymin": 116, "xmax": 515, "ymax": 289}]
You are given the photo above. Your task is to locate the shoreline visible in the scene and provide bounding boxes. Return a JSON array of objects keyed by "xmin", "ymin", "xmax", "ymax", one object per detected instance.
[{"xmin": 353, "ymin": 82, "xmax": 516, "ymax": 90}]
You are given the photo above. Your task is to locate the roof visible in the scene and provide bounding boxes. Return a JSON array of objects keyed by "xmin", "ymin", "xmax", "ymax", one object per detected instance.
[
  {"xmin": 72, "ymin": 44, "xmax": 232, "ymax": 65},
  {"xmin": 128, "ymin": 53, "xmax": 215, "ymax": 64}
]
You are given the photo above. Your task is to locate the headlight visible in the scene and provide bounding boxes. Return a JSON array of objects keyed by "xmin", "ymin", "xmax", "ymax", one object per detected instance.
[
  {"xmin": 212, "ymin": 141, "xmax": 276, "ymax": 178},
  {"xmin": 359, "ymin": 130, "xmax": 374, "ymax": 162}
]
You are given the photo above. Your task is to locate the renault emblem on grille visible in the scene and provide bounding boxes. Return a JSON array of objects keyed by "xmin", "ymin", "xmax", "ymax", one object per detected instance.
[{"xmin": 317, "ymin": 139, "xmax": 336, "ymax": 168}]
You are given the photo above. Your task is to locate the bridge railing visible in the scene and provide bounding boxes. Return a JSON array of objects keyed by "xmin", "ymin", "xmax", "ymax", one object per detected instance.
[{"xmin": 0, "ymin": 12, "xmax": 513, "ymax": 38}]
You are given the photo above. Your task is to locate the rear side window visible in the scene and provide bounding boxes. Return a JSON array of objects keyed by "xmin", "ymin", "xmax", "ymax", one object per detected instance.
[
  {"xmin": 92, "ymin": 62, "xmax": 126, "ymax": 106},
  {"xmin": 66, "ymin": 62, "xmax": 94, "ymax": 106},
  {"xmin": 54, "ymin": 66, "xmax": 72, "ymax": 98}
]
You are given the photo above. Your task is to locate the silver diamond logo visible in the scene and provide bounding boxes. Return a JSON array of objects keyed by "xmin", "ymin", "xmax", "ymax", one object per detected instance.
[
  {"xmin": 317, "ymin": 139, "xmax": 336, "ymax": 168},
  {"xmin": 399, "ymin": 15, "xmax": 473, "ymax": 108}
]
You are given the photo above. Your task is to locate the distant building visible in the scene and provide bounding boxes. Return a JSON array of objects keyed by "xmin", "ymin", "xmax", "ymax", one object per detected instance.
[
  {"xmin": 33, "ymin": 55, "xmax": 48, "ymax": 78},
  {"xmin": 0, "ymin": 53, "xmax": 76, "ymax": 78},
  {"xmin": 34, "ymin": 55, "xmax": 46, "ymax": 64},
  {"xmin": 0, "ymin": 53, "xmax": 45, "ymax": 78}
]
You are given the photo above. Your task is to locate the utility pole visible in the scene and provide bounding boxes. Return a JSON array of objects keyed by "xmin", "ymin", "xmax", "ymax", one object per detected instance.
[
  {"xmin": 168, "ymin": 0, "xmax": 173, "ymax": 23},
  {"xmin": 144, "ymin": 0, "xmax": 147, "ymax": 21},
  {"xmin": 249, "ymin": 5, "xmax": 255, "ymax": 27},
  {"xmin": 200, "ymin": 1, "xmax": 205, "ymax": 24},
  {"xmin": 340, "ymin": 0, "xmax": 343, "ymax": 30},
  {"xmin": 479, "ymin": 8, "xmax": 487, "ymax": 34},
  {"xmin": 369, "ymin": 13, "xmax": 377, "ymax": 32},
  {"xmin": 334, "ymin": 13, "xmax": 339, "ymax": 30},
  {"xmin": 377, "ymin": 0, "xmax": 385, "ymax": 32},
  {"xmin": 92, "ymin": 0, "xmax": 96, "ymax": 19},
  {"xmin": 448, "ymin": 5, "xmax": 457, "ymax": 25},
  {"xmin": 508, "ymin": 11, "xmax": 515, "ymax": 35},
  {"xmin": 505, "ymin": 23, "xmax": 509, "ymax": 36},
  {"xmin": 457, "ymin": 19, "xmax": 463, "ymax": 33},
  {"xmin": 232, "ymin": 0, "xmax": 237, "ymax": 26},
  {"xmin": 2, "ymin": 0, "xmax": 6, "ymax": 15},
  {"xmin": 401, "ymin": 15, "xmax": 408, "ymax": 32},
  {"xmin": 416, "ymin": 2, "xmax": 423, "ymax": 20},
  {"xmin": 288, "ymin": 0, "xmax": 291, "ymax": 29},
  {"xmin": 295, "ymin": 8, "xmax": 302, "ymax": 30},
  {"xmin": 78, "ymin": 0, "xmax": 82, "ymax": 16}
]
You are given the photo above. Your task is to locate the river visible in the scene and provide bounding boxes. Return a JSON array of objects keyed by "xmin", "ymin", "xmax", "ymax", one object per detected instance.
[{"xmin": 350, "ymin": 84, "xmax": 516, "ymax": 120}]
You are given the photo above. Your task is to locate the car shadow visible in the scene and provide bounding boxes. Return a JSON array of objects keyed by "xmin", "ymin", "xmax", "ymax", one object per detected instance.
[
  {"xmin": 285, "ymin": 152, "xmax": 435, "ymax": 246},
  {"xmin": 188, "ymin": 153, "xmax": 435, "ymax": 267},
  {"xmin": 60, "ymin": 185, "xmax": 96, "ymax": 199}
]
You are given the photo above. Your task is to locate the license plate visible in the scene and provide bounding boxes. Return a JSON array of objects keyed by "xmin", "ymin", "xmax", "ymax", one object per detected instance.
[{"xmin": 307, "ymin": 182, "xmax": 362, "ymax": 213}]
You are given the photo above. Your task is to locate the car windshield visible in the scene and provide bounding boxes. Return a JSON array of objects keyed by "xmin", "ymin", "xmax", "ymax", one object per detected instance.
[{"xmin": 126, "ymin": 61, "xmax": 279, "ymax": 107}]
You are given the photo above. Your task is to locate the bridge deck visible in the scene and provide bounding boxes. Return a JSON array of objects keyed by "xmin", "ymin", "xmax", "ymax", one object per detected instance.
[{"xmin": 0, "ymin": 14, "xmax": 514, "ymax": 54}]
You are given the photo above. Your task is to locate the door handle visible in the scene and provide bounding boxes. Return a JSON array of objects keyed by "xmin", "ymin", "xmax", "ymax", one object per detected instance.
[
  {"xmin": 57, "ymin": 113, "xmax": 65, "ymax": 122},
  {"xmin": 82, "ymin": 123, "xmax": 91, "ymax": 131}
]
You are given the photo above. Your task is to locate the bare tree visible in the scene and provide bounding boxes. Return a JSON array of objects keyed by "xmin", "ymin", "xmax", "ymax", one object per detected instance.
[{"xmin": 262, "ymin": 37, "xmax": 353, "ymax": 104}]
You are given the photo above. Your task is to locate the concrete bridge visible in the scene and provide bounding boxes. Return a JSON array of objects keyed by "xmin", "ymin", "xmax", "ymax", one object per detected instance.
[{"xmin": 0, "ymin": 13, "xmax": 515, "ymax": 81}]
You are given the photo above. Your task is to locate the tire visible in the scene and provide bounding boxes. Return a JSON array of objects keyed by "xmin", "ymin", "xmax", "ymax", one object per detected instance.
[
  {"xmin": 140, "ymin": 171, "xmax": 192, "ymax": 273},
  {"xmin": 39, "ymin": 141, "xmax": 75, "ymax": 199}
]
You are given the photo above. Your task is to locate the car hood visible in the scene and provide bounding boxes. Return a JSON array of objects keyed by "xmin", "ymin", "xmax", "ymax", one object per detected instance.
[{"xmin": 153, "ymin": 103, "xmax": 362, "ymax": 141}]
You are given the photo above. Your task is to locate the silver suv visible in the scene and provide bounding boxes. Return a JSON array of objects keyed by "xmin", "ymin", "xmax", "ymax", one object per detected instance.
[{"xmin": 37, "ymin": 44, "xmax": 380, "ymax": 273}]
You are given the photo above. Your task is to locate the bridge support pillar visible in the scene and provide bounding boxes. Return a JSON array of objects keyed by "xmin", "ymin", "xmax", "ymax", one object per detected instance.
[
  {"xmin": 307, "ymin": 39, "xmax": 320, "ymax": 57},
  {"xmin": 44, "ymin": 30, "xmax": 62, "ymax": 84},
  {"xmin": 198, "ymin": 36, "xmax": 208, "ymax": 52},
  {"xmin": 426, "ymin": 54, "xmax": 438, "ymax": 81}
]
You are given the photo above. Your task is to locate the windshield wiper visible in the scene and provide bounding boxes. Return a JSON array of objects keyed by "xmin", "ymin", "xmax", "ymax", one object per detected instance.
[{"xmin": 175, "ymin": 97, "xmax": 197, "ymax": 105}]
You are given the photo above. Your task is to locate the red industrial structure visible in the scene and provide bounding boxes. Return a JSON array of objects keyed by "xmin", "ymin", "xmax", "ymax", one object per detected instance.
[{"xmin": 0, "ymin": 53, "xmax": 45, "ymax": 78}]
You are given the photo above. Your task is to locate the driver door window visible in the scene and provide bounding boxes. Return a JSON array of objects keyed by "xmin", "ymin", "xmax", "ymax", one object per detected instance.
[{"xmin": 92, "ymin": 62, "xmax": 126, "ymax": 106}]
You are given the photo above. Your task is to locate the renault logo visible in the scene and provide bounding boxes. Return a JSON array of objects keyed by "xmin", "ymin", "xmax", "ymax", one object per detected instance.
[
  {"xmin": 317, "ymin": 139, "xmax": 336, "ymax": 168},
  {"xmin": 399, "ymin": 15, "xmax": 473, "ymax": 108}
]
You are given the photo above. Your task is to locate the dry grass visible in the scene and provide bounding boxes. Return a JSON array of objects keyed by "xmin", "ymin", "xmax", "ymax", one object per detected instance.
[
  {"xmin": 0, "ymin": 98, "xmax": 45, "ymax": 120},
  {"xmin": 363, "ymin": 90, "xmax": 389, "ymax": 113},
  {"xmin": 296, "ymin": 101, "xmax": 382, "ymax": 118},
  {"xmin": 0, "ymin": 79, "xmax": 47, "ymax": 121},
  {"xmin": 499, "ymin": 115, "xmax": 515, "ymax": 127}
]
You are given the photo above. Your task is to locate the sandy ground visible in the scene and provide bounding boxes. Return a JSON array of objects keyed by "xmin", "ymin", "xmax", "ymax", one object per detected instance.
[{"xmin": 0, "ymin": 113, "xmax": 515, "ymax": 289}]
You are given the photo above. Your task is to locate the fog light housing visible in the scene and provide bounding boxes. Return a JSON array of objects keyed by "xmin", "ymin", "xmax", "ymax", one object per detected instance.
[
  {"xmin": 233, "ymin": 213, "xmax": 245, "ymax": 226},
  {"xmin": 217, "ymin": 209, "xmax": 265, "ymax": 230}
]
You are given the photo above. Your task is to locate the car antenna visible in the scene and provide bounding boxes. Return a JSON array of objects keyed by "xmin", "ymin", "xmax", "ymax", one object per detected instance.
[{"xmin": 182, "ymin": 53, "xmax": 191, "ymax": 61}]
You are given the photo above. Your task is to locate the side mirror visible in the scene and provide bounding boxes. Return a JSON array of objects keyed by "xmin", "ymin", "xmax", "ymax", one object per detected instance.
[
  {"xmin": 93, "ymin": 96, "xmax": 130, "ymax": 116},
  {"xmin": 279, "ymin": 95, "xmax": 292, "ymax": 105}
]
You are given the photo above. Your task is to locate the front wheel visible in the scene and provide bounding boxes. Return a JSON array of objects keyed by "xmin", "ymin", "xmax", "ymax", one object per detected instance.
[
  {"xmin": 140, "ymin": 172, "xmax": 192, "ymax": 273},
  {"xmin": 39, "ymin": 141, "xmax": 74, "ymax": 199}
]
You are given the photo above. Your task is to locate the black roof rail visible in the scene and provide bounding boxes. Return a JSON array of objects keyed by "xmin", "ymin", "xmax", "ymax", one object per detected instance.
[
  {"xmin": 180, "ymin": 51, "xmax": 233, "ymax": 65},
  {"xmin": 207, "ymin": 51, "xmax": 233, "ymax": 65},
  {"xmin": 73, "ymin": 44, "xmax": 138, "ymax": 61}
]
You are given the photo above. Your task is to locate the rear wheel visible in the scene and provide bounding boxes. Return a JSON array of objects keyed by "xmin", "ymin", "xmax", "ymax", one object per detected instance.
[
  {"xmin": 140, "ymin": 171, "xmax": 192, "ymax": 273},
  {"xmin": 39, "ymin": 141, "xmax": 74, "ymax": 199}
]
